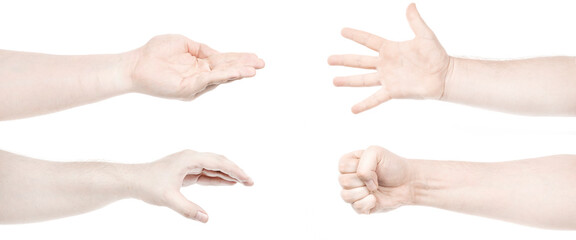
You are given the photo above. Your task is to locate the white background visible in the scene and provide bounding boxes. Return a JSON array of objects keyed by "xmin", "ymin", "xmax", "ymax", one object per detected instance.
[{"xmin": 1, "ymin": 0, "xmax": 576, "ymax": 239}]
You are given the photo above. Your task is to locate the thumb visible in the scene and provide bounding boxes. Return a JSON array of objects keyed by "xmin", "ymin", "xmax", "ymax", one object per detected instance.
[
  {"xmin": 406, "ymin": 3, "xmax": 434, "ymax": 38},
  {"xmin": 165, "ymin": 191, "xmax": 209, "ymax": 223},
  {"xmin": 356, "ymin": 146, "xmax": 383, "ymax": 192}
]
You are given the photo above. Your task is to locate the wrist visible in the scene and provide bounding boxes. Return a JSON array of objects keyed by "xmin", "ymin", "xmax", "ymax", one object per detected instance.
[
  {"xmin": 439, "ymin": 56, "xmax": 456, "ymax": 101},
  {"xmin": 409, "ymin": 159, "xmax": 488, "ymax": 211},
  {"xmin": 71, "ymin": 162, "xmax": 144, "ymax": 200},
  {"xmin": 405, "ymin": 159, "xmax": 430, "ymax": 206},
  {"xmin": 103, "ymin": 51, "xmax": 138, "ymax": 95},
  {"xmin": 408, "ymin": 159, "xmax": 461, "ymax": 207},
  {"xmin": 119, "ymin": 163, "xmax": 149, "ymax": 200}
]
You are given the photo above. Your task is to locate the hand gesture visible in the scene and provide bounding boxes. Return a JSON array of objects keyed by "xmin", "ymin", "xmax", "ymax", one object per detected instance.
[
  {"xmin": 328, "ymin": 4, "xmax": 451, "ymax": 113},
  {"xmin": 130, "ymin": 34, "xmax": 264, "ymax": 100},
  {"xmin": 338, "ymin": 146, "xmax": 414, "ymax": 214},
  {"xmin": 132, "ymin": 150, "xmax": 254, "ymax": 223}
]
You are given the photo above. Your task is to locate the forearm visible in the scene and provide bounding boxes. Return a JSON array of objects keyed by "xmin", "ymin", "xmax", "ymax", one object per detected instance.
[
  {"xmin": 410, "ymin": 155, "xmax": 576, "ymax": 229},
  {"xmin": 443, "ymin": 57, "xmax": 576, "ymax": 116},
  {"xmin": 0, "ymin": 150, "xmax": 137, "ymax": 223},
  {"xmin": 0, "ymin": 50, "xmax": 134, "ymax": 120}
]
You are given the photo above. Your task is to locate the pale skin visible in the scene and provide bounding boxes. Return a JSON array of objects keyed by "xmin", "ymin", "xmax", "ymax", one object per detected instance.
[
  {"xmin": 332, "ymin": 3, "xmax": 576, "ymax": 229},
  {"xmin": 0, "ymin": 34, "xmax": 265, "ymax": 120},
  {"xmin": 0, "ymin": 34, "xmax": 262, "ymax": 223},
  {"xmin": 339, "ymin": 146, "xmax": 576, "ymax": 230},
  {"xmin": 328, "ymin": 3, "xmax": 576, "ymax": 115},
  {"xmin": 0, "ymin": 149, "xmax": 253, "ymax": 224}
]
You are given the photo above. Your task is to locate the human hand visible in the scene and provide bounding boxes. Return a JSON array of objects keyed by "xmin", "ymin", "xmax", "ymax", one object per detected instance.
[
  {"xmin": 129, "ymin": 34, "xmax": 264, "ymax": 100},
  {"xmin": 328, "ymin": 3, "xmax": 452, "ymax": 114},
  {"xmin": 130, "ymin": 150, "xmax": 254, "ymax": 223},
  {"xmin": 338, "ymin": 146, "xmax": 414, "ymax": 214}
]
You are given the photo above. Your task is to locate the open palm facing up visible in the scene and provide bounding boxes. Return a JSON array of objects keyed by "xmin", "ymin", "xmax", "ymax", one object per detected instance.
[
  {"xmin": 130, "ymin": 34, "xmax": 265, "ymax": 100},
  {"xmin": 328, "ymin": 3, "xmax": 451, "ymax": 113},
  {"xmin": 339, "ymin": 146, "xmax": 415, "ymax": 214}
]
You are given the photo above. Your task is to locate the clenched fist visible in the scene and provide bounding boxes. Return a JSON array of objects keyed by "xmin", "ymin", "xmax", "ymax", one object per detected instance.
[{"xmin": 338, "ymin": 146, "xmax": 415, "ymax": 214}]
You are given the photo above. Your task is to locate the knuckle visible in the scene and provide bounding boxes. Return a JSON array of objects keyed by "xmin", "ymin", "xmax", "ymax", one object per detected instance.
[
  {"xmin": 352, "ymin": 203, "xmax": 366, "ymax": 214},
  {"xmin": 340, "ymin": 190, "xmax": 352, "ymax": 203},
  {"xmin": 205, "ymin": 153, "xmax": 226, "ymax": 162},
  {"xmin": 338, "ymin": 175, "xmax": 348, "ymax": 186},
  {"xmin": 338, "ymin": 160, "xmax": 349, "ymax": 172},
  {"xmin": 352, "ymin": 201, "xmax": 368, "ymax": 214},
  {"xmin": 229, "ymin": 71, "xmax": 242, "ymax": 80},
  {"xmin": 179, "ymin": 149, "xmax": 197, "ymax": 156},
  {"xmin": 167, "ymin": 34, "xmax": 186, "ymax": 40},
  {"xmin": 183, "ymin": 149, "xmax": 196, "ymax": 154},
  {"xmin": 338, "ymin": 155, "xmax": 353, "ymax": 172},
  {"xmin": 174, "ymin": 150, "xmax": 201, "ymax": 169},
  {"xmin": 215, "ymin": 155, "xmax": 230, "ymax": 165},
  {"xmin": 366, "ymin": 145, "xmax": 383, "ymax": 152},
  {"xmin": 182, "ymin": 208, "xmax": 196, "ymax": 219},
  {"xmin": 243, "ymin": 53, "xmax": 258, "ymax": 61},
  {"xmin": 151, "ymin": 34, "xmax": 183, "ymax": 43}
]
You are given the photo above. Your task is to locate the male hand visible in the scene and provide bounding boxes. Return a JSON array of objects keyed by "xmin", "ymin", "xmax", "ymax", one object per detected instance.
[
  {"xmin": 339, "ymin": 146, "xmax": 414, "ymax": 214},
  {"xmin": 129, "ymin": 34, "xmax": 265, "ymax": 100},
  {"xmin": 131, "ymin": 150, "xmax": 254, "ymax": 223},
  {"xmin": 328, "ymin": 3, "xmax": 451, "ymax": 113}
]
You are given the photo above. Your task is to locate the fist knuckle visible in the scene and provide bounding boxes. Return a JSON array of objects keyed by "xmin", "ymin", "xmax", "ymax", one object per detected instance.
[
  {"xmin": 353, "ymin": 200, "xmax": 371, "ymax": 214},
  {"xmin": 182, "ymin": 149, "xmax": 197, "ymax": 154},
  {"xmin": 215, "ymin": 154, "xmax": 228, "ymax": 160},
  {"xmin": 338, "ymin": 160, "xmax": 349, "ymax": 172},
  {"xmin": 366, "ymin": 145, "xmax": 383, "ymax": 153},
  {"xmin": 340, "ymin": 190, "xmax": 352, "ymax": 203},
  {"xmin": 338, "ymin": 175, "xmax": 346, "ymax": 186},
  {"xmin": 352, "ymin": 204, "xmax": 365, "ymax": 214}
]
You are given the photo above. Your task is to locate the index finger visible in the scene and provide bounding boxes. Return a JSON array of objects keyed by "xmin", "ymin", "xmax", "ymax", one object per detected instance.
[{"xmin": 341, "ymin": 28, "xmax": 386, "ymax": 52}]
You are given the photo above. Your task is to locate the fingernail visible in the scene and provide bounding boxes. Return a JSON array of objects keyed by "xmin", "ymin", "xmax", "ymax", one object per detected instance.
[{"xmin": 195, "ymin": 211, "xmax": 208, "ymax": 223}]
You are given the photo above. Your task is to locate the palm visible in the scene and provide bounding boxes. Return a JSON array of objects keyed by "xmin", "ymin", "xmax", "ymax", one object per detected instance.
[
  {"xmin": 329, "ymin": 4, "xmax": 450, "ymax": 113},
  {"xmin": 131, "ymin": 35, "xmax": 211, "ymax": 99},
  {"xmin": 130, "ymin": 34, "xmax": 264, "ymax": 101},
  {"xmin": 377, "ymin": 37, "xmax": 449, "ymax": 100}
]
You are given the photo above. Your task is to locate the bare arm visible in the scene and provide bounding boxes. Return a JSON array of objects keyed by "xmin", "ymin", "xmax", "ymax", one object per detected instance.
[
  {"xmin": 0, "ymin": 150, "xmax": 253, "ymax": 224},
  {"xmin": 0, "ymin": 51, "xmax": 131, "ymax": 119},
  {"xmin": 0, "ymin": 34, "xmax": 265, "ymax": 120},
  {"xmin": 411, "ymin": 154, "xmax": 576, "ymax": 229},
  {"xmin": 444, "ymin": 57, "xmax": 576, "ymax": 115},
  {"xmin": 339, "ymin": 146, "xmax": 576, "ymax": 229},
  {"xmin": 328, "ymin": 3, "xmax": 576, "ymax": 115}
]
